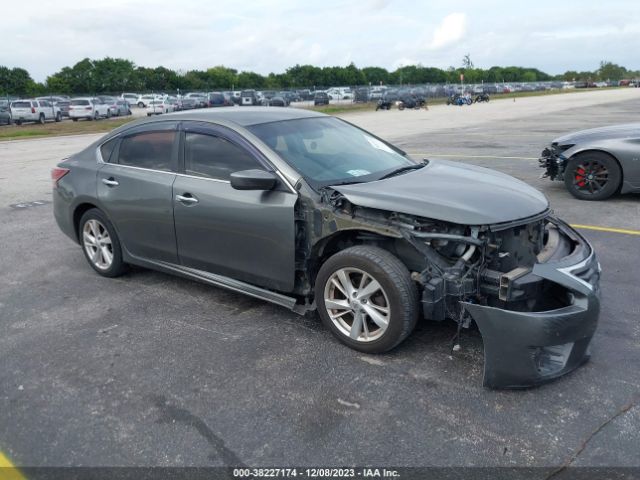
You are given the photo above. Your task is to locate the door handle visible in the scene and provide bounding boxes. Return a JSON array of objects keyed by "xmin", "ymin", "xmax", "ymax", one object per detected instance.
[
  {"xmin": 176, "ymin": 193, "xmax": 198, "ymax": 204},
  {"xmin": 102, "ymin": 178, "xmax": 119, "ymax": 187}
]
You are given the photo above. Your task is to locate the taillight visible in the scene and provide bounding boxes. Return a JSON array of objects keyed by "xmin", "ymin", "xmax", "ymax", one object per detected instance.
[
  {"xmin": 31, "ymin": 107, "xmax": 36, "ymax": 113},
  {"xmin": 51, "ymin": 167, "xmax": 70, "ymax": 188}
]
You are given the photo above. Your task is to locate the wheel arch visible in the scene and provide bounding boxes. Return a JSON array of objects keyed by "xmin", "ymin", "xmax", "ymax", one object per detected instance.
[
  {"xmin": 73, "ymin": 202, "xmax": 100, "ymax": 241},
  {"xmin": 308, "ymin": 228, "xmax": 424, "ymax": 290}
]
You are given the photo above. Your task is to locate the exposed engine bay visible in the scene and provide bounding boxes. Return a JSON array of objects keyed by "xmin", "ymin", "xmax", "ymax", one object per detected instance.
[{"xmin": 293, "ymin": 186, "xmax": 600, "ymax": 388}]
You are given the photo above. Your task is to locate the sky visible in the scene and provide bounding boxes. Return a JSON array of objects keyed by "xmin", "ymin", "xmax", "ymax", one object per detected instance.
[{"xmin": 2, "ymin": 0, "xmax": 639, "ymax": 81}]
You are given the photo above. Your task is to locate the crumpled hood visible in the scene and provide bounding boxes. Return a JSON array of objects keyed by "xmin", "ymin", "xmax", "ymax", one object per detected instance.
[
  {"xmin": 554, "ymin": 123, "xmax": 640, "ymax": 145},
  {"xmin": 331, "ymin": 159, "xmax": 549, "ymax": 226}
]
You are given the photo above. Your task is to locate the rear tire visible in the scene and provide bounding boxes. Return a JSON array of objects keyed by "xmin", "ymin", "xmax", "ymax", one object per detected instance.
[
  {"xmin": 55, "ymin": 112, "xmax": 61, "ymax": 122},
  {"xmin": 72, "ymin": 118, "xmax": 78, "ymax": 122},
  {"xmin": 38, "ymin": 114, "xmax": 45, "ymax": 124},
  {"xmin": 564, "ymin": 152, "xmax": 622, "ymax": 201},
  {"xmin": 315, "ymin": 246, "xmax": 419, "ymax": 353},
  {"xmin": 79, "ymin": 209, "xmax": 128, "ymax": 278}
]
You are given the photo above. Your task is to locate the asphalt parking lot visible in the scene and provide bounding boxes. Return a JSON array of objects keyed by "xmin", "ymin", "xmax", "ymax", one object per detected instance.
[{"xmin": 0, "ymin": 90, "xmax": 638, "ymax": 471}]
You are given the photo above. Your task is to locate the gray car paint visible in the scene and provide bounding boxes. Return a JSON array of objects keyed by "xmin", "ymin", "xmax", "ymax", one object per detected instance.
[
  {"xmin": 332, "ymin": 159, "xmax": 549, "ymax": 225},
  {"xmin": 173, "ymin": 175, "xmax": 297, "ymax": 292},
  {"xmin": 550, "ymin": 123, "xmax": 640, "ymax": 193},
  {"xmin": 52, "ymin": 107, "xmax": 601, "ymax": 388},
  {"xmin": 97, "ymin": 164, "xmax": 178, "ymax": 263}
]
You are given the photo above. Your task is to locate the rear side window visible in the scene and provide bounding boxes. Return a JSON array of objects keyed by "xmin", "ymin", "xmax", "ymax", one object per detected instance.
[
  {"xmin": 184, "ymin": 133, "xmax": 261, "ymax": 180},
  {"xmin": 118, "ymin": 131, "xmax": 175, "ymax": 171},
  {"xmin": 100, "ymin": 138, "xmax": 118, "ymax": 163}
]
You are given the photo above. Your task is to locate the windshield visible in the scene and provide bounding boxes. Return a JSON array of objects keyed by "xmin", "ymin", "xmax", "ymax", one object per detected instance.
[{"xmin": 248, "ymin": 117, "xmax": 415, "ymax": 188}]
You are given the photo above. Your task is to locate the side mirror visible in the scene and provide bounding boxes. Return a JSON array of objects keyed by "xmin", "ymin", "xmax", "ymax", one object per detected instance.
[{"xmin": 230, "ymin": 169, "xmax": 277, "ymax": 191}]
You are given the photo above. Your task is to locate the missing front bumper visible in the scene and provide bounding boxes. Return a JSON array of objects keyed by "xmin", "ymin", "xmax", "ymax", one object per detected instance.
[
  {"xmin": 463, "ymin": 293, "xmax": 599, "ymax": 389},
  {"xmin": 464, "ymin": 219, "xmax": 600, "ymax": 389}
]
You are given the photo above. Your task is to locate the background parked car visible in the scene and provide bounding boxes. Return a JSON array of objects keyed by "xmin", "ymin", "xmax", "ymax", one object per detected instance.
[
  {"xmin": 120, "ymin": 93, "xmax": 140, "ymax": 106},
  {"xmin": 68, "ymin": 98, "xmax": 111, "ymax": 121},
  {"xmin": 178, "ymin": 97, "xmax": 198, "ymax": 110},
  {"xmin": 268, "ymin": 95, "xmax": 288, "ymax": 107},
  {"xmin": 146, "ymin": 99, "xmax": 175, "ymax": 116},
  {"xmin": 114, "ymin": 99, "xmax": 132, "ymax": 116},
  {"xmin": 240, "ymin": 90, "xmax": 259, "ymax": 106},
  {"xmin": 354, "ymin": 87, "xmax": 369, "ymax": 102},
  {"xmin": 136, "ymin": 94, "xmax": 163, "ymax": 108},
  {"xmin": 207, "ymin": 92, "xmax": 227, "ymax": 107},
  {"xmin": 184, "ymin": 93, "xmax": 208, "ymax": 108},
  {"xmin": 540, "ymin": 123, "xmax": 640, "ymax": 200},
  {"xmin": 10, "ymin": 99, "xmax": 61, "ymax": 124},
  {"xmin": 0, "ymin": 99, "xmax": 13, "ymax": 125},
  {"xmin": 98, "ymin": 96, "xmax": 121, "ymax": 116},
  {"xmin": 313, "ymin": 91, "xmax": 330, "ymax": 106},
  {"xmin": 36, "ymin": 96, "xmax": 71, "ymax": 117}
]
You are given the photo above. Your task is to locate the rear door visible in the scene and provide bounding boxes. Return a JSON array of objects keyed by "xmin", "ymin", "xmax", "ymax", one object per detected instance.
[
  {"xmin": 97, "ymin": 121, "xmax": 179, "ymax": 263},
  {"xmin": 172, "ymin": 122, "xmax": 297, "ymax": 291}
]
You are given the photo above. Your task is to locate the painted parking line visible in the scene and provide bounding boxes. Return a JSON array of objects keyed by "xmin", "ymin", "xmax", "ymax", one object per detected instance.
[
  {"xmin": 0, "ymin": 452, "xmax": 25, "ymax": 480},
  {"xmin": 407, "ymin": 153, "xmax": 538, "ymax": 160},
  {"xmin": 570, "ymin": 224, "xmax": 640, "ymax": 236}
]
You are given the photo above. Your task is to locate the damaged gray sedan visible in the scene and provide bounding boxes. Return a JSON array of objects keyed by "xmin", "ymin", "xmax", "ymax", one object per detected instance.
[{"xmin": 52, "ymin": 108, "xmax": 600, "ymax": 388}]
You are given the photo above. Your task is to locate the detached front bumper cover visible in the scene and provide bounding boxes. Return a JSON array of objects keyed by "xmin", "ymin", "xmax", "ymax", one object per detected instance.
[{"xmin": 465, "ymin": 221, "xmax": 600, "ymax": 389}]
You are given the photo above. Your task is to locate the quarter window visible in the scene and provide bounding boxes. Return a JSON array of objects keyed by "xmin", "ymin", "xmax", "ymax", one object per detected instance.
[
  {"xmin": 100, "ymin": 138, "xmax": 118, "ymax": 163},
  {"xmin": 184, "ymin": 132, "xmax": 261, "ymax": 180},
  {"xmin": 118, "ymin": 131, "xmax": 175, "ymax": 171}
]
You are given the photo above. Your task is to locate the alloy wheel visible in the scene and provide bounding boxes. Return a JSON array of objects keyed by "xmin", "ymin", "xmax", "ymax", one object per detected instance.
[
  {"xmin": 83, "ymin": 219, "xmax": 113, "ymax": 270},
  {"xmin": 323, "ymin": 267, "xmax": 390, "ymax": 342},
  {"xmin": 573, "ymin": 160, "xmax": 609, "ymax": 195}
]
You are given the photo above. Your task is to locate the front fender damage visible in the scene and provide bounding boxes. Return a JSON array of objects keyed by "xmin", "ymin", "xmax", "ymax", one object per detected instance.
[{"xmin": 301, "ymin": 186, "xmax": 600, "ymax": 388}]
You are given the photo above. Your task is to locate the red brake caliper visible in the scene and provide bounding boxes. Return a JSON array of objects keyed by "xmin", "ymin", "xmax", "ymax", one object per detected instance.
[{"xmin": 575, "ymin": 167, "xmax": 586, "ymax": 187}]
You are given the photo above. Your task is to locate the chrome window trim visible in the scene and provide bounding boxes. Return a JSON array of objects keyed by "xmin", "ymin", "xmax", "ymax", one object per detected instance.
[
  {"xmin": 95, "ymin": 121, "xmax": 299, "ymax": 194},
  {"xmin": 99, "ymin": 161, "xmax": 177, "ymax": 177}
]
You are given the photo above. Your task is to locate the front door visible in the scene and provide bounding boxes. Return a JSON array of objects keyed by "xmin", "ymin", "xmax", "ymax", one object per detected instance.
[{"xmin": 173, "ymin": 123, "xmax": 297, "ymax": 292}]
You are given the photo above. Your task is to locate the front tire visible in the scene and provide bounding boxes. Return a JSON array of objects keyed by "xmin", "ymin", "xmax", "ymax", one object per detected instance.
[
  {"xmin": 79, "ymin": 209, "xmax": 128, "ymax": 278},
  {"xmin": 315, "ymin": 246, "xmax": 419, "ymax": 353},
  {"xmin": 564, "ymin": 152, "xmax": 622, "ymax": 201}
]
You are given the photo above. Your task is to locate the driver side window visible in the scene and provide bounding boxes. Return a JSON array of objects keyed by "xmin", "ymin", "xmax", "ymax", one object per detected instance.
[{"xmin": 184, "ymin": 132, "xmax": 262, "ymax": 181}]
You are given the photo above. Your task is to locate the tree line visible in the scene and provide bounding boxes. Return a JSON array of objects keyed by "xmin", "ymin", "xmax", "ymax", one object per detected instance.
[{"xmin": 1, "ymin": 58, "xmax": 637, "ymax": 96}]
